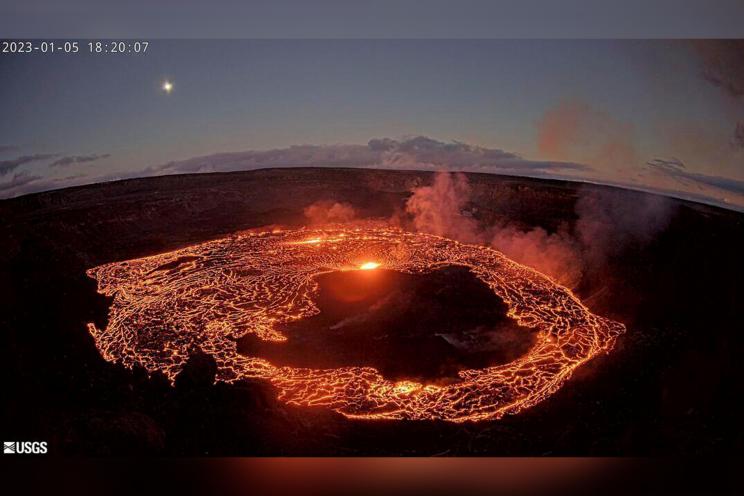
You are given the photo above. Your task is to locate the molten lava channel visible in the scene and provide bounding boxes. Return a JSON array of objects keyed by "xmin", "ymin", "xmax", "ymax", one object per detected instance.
[{"xmin": 86, "ymin": 225, "xmax": 625, "ymax": 422}]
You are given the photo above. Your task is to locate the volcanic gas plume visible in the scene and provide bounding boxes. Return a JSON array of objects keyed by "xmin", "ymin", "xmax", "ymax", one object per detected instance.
[{"xmin": 86, "ymin": 225, "xmax": 624, "ymax": 422}]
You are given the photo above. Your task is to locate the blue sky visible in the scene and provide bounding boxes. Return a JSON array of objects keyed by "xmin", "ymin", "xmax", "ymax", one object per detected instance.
[{"xmin": 1, "ymin": 39, "xmax": 743, "ymax": 208}]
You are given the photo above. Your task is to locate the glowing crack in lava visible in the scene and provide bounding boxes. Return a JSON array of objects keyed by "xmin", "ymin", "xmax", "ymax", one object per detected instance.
[{"xmin": 86, "ymin": 225, "xmax": 625, "ymax": 422}]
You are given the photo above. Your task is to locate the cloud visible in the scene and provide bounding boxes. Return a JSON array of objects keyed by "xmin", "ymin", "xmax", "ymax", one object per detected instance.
[
  {"xmin": 647, "ymin": 157, "xmax": 744, "ymax": 196},
  {"xmin": 0, "ymin": 167, "xmax": 158, "ymax": 200},
  {"xmin": 149, "ymin": 144, "xmax": 379, "ymax": 174},
  {"xmin": 692, "ymin": 41, "xmax": 744, "ymax": 149},
  {"xmin": 646, "ymin": 157, "xmax": 686, "ymax": 174},
  {"xmin": 0, "ymin": 153, "xmax": 57, "ymax": 175},
  {"xmin": 574, "ymin": 188, "xmax": 674, "ymax": 268},
  {"xmin": 372, "ymin": 136, "xmax": 589, "ymax": 174},
  {"xmin": 537, "ymin": 99, "xmax": 638, "ymax": 171},
  {"xmin": 0, "ymin": 145, "xmax": 19, "ymax": 155},
  {"xmin": 148, "ymin": 136, "xmax": 590, "ymax": 177},
  {"xmin": 693, "ymin": 40, "xmax": 744, "ymax": 99},
  {"xmin": 2, "ymin": 137, "xmax": 587, "ymax": 200},
  {"xmin": 733, "ymin": 121, "xmax": 744, "ymax": 149},
  {"xmin": 0, "ymin": 172, "xmax": 42, "ymax": 193},
  {"xmin": 49, "ymin": 153, "xmax": 111, "ymax": 167}
]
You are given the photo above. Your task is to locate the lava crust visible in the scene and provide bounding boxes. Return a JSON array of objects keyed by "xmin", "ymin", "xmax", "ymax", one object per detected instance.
[{"xmin": 86, "ymin": 225, "xmax": 625, "ymax": 422}]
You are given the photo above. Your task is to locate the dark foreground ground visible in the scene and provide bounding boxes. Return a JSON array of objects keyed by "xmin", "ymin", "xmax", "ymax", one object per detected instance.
[{"xmin": 1, "ymin": 167, "xmax": 742, "ymax": 456}]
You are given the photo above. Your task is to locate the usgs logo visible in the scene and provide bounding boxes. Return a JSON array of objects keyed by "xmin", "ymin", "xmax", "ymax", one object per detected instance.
[{"xmin": 3, "ymin": 441, "xmax": 48, "ymax": 454}]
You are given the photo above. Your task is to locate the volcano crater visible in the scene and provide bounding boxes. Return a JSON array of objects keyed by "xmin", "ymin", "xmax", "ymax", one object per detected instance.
[{"xmin": 236, "ymin": 265, "xmax": 537, "ymax": 383}]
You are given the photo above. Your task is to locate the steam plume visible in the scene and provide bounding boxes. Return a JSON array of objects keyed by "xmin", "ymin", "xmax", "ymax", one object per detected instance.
[
  {"xmin": 304, "ymin": 201, "xmax": 356, "ymax": 225},
  {"xmin": 404, "ymin": 172, "xmax": 675, "ymax": 288},
  {"xmin": 489, "ymin": 223, "xmax": 583, "ymax": 288},
  {"xmin": 404, "ymin": 172, "xmax": 480, "ymax": 243}
]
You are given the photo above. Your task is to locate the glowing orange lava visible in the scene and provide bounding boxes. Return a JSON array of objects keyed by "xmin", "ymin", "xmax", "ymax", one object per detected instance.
[
  {"xmin": 358, "ymin": 262, "xmax": 380, "ymax": 270},
  {"xmin": 86, "ymin": 225, "xmax": 624, "ymax": 422}
]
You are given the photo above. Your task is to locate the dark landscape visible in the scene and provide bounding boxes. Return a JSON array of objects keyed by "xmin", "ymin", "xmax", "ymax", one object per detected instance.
[{"xmin": 1, "ymin": 167, "xmax": 742, "ymax": 455}]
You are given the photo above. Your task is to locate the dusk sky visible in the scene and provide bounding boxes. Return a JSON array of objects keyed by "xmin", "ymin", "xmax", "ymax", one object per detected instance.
[{"xmin": 2, "ymin": 39, "xmax": 744, "ymax": 209}]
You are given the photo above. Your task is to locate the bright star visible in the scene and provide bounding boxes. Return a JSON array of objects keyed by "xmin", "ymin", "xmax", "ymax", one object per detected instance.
[{"xmin": 162, "ymin": 80, "xmax": 173, "ymax": 94}]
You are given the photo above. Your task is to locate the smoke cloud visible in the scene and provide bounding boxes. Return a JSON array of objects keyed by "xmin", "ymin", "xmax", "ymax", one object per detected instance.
[
  {"xmin": 692, "ymin": 40, "xmax": 744, "ymax": 151},
  {"xmin": 304, "ymin": 200, "xmax": 356, "ymax": 225},
  {"xmin": 404, "ymin": 172, "xmax": 480, "ymax": 243},
  {"xmin": 574, "ymin": 189, "xmax": 674, "ymax": 268},
  {"xmin": 693, "ymin": 40, "xmax": 744, "ymax": 99},
  {"xmin": 537, "ymin": 99, "xmax": 638, "ymax": 172},
  {"xmin": 489, "ymin": 223, "xmax": 583, "ymax": 288},
  {"xmin": 404, "ymin": 171, "xmax": 581, "ymax": 285},
  {"xmin": 404, "ymin": 172, "xmax": 675, "ymax": 289}
]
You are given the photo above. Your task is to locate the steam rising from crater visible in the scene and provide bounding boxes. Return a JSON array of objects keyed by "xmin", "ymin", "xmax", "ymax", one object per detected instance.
[{"xmin": 404, "ymin": 172, "xmax": 675, "ymax": 288}]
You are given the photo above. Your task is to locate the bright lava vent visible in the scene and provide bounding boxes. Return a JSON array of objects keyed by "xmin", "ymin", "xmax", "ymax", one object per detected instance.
[{"xmin": 86, "ymin": 225, "xmax": 625, "ymax": 422}]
